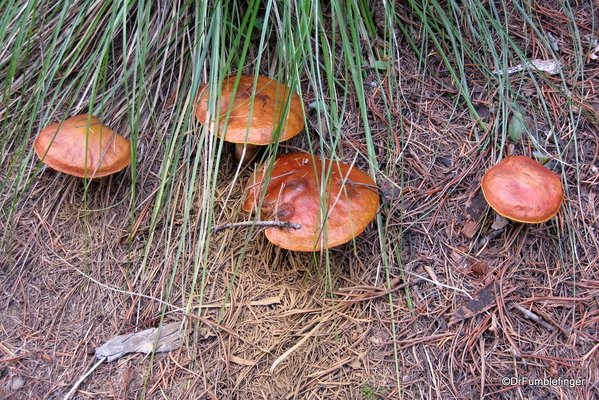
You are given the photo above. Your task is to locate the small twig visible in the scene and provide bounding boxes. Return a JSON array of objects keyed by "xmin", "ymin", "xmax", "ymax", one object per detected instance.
[
  {"xmin": 72, "ymin": 267, "xmax": 182, "ymax": 311},
  {"xmin": 211, "ymin": 220, "xmax": 301, "ymax": 233},
  {"xmin": 74, "ymin": 122, "xmax": 102, "ymax": 128},
  {"xmin": 271, "ymin": 320, "xmax": 323, "ymax": 373},
  {"xmin": 512, "ymin": 303, "xmax": 556, "ymax": 331},
  {"xmin": 401, "ymin": 270, "xmax": 473, "ymax": 299},
  {"xmin": 63, "ymin": 357, "xmax": 105, "ymax": 400},
  {"xmin": 337, "ymin": 179, "xmax": 382, "ymax": 195}
]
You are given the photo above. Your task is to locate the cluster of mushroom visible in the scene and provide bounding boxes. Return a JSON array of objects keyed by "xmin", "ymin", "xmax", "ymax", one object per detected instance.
[
  {"xmin": 33, "ymin": 76, "xmax": 565, "ymax": 253},
  {"xmin": 31, "ymin": 76, "xmax": 380, "ymax": 252},
  {"xmin": 195, "ymin": 75, "xmax": 380, "ymax": 251}
]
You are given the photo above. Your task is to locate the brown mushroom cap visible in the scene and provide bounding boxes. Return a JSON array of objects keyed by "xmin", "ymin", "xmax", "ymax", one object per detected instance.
[
  {"xmin": 242, "ymin": 153, "xmax": 380, "ymax": 251},
  {"xmin": 34, "ymin": 114, "xmax": 131, "ymax": 178},
  {"xmin": 195, "ymin": 75, "xmax": 304, "ymax": 145},
  {"xmin": 481, "ymin": 155, "xmax": 563, "ymax": 223}
]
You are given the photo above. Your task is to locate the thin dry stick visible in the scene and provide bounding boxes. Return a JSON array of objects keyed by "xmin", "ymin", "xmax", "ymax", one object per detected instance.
[
  {"xmin": 512, "ymin": 303, "xmax": 556, "ymax": 331},
  {"xmin": 270, "ymin": 320, "xmax": 324, "ymax": 373},
  {"xmin": 211, "ymin": 220, "xmax": 301, "ymax": 232},
  {"xmin": 72, "ymin": 267, "xmax": 182, "ymax": 311},
  {"xmin": 73, "ymin": 267, "xmax": 278, "ymax": 314},
  {"xmin": 581, "ymin": 343, "xmax": 599, "ymax": 362},
  {"xmin": 401, "ymin": 270, "xmax": 473, "ymax": 299},
  {"xmin": 63, "ymin": 357, "xmax": 106, "ymax": 400}
]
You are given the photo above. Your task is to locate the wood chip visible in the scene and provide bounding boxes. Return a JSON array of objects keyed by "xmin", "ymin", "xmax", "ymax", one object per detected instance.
[
  {"xmin": 229, "ymin": 355, "xmax": 257, "ymax": 366},
  {"xmin": 449, "ymin": 282, "xmax": 499, "ymax": 325}
]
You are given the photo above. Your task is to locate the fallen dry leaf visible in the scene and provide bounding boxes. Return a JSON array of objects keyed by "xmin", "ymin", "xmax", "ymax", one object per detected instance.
[{"xmin": 95, "ymin": 322, "xmax": 183, "ymax": 362}]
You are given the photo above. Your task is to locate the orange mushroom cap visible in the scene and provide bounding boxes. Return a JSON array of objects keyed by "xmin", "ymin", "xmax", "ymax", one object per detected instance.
[
  {"xmin": 481, "ymin": 155, "xmax": 563, "ymax": 223},
  {"xmin": 242, "ymin": 153, "xmax": 380, "ymax": 251},
  {"xmin": 34, "ymin": 114, "xmax": 131, "ymax": 178},
  {"xmin": 195, "ymin": 75, "xmax": 304, "ymax": 145}
]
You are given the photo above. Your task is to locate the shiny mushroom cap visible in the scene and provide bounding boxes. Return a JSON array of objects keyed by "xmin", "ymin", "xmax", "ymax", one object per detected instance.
[
  {"xmin": 242, "ymin": 153, "xmax": 380, "ymax": 251},
  {"xmin": 195, "ymin": 75, "xmax": 304, "ymax": 145},
  {"xmin": 481, "ymin": 155, "xmax": 563, "ymax": 223},
  {"xmin": 34, "ymin": 114, "xmax": 131, "ymax": 178}
]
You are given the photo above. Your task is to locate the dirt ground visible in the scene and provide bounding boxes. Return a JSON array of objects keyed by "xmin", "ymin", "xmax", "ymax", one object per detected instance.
[{"xmin": 1, "ymin": 1, "xmax": 598, "ymax": 399}]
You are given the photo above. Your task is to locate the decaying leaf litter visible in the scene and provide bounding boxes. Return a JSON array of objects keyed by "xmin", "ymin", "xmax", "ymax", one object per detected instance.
[{"xmin": 1, "ymin": 0, "xmax": 598, "ymax": 399}]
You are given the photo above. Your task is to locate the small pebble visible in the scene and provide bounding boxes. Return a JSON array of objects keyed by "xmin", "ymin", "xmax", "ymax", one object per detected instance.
[{"xmin": 8, "ymin": 376, "xmax": 25, "ymax": 391}]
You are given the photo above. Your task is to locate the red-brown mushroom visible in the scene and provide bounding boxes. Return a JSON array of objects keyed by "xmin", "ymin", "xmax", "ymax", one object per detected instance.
[
  {"xmin": 242, "ymin": 153, "xmax": 380, "ymax": 251},
  {"xmin": 481, "ymin": 155, "xmax": 563, "ymax": 223},
  {"xmin": 195, "ymin": 75, "xmax": 304, "ymax": 162},
  {"xmin": 34, "ymin": 114, "xmax": 131, "ymax": 178}
]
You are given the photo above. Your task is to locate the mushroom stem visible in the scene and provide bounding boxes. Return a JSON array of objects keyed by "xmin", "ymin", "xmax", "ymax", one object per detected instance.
[{"xmin": 234, "ymin": 143, "xmax": 259, "ymax": 163}]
